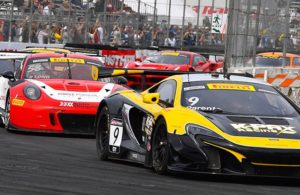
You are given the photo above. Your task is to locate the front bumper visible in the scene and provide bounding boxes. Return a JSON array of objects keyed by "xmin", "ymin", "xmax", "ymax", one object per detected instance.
[
  {"xmin": 168, "ymin": 133, "xmax": 300, "ymax": 177},
  {"xmin": 10, "ymin": 99, "xmax": 97, "ymax": 134}
]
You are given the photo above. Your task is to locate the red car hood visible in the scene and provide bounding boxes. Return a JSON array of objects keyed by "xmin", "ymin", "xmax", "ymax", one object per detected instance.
[
  {"xmin": 129, "ymin": 62, "xmax": 189, "ymax": 71},
  {"xmin": 25, "ymin": 79, "xmax": 115, "ymax": 102}
]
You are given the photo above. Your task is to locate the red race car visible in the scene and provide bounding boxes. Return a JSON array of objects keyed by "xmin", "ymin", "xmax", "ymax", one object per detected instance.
[
  {"xmin": 1, "ymin": 53, "xmax": 126, "ymax": 134},
  {"xmin": 124, "ymin": 50, "xmax": 223, "ymax": 89}
]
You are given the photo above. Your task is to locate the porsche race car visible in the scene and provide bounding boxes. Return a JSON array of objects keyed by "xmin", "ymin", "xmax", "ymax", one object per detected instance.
[
  {"xmin": 95, "ymin": 71, "xmax": 300, "ymax": 177},
  {"xmin": 1, "ymin": 53, "xmax": 126, "ymax": 134}
]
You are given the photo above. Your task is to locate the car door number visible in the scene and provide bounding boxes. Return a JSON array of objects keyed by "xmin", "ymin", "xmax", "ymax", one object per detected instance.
[{"xmin": 109, "ymin": 124, "xmax": 123, "ymax": 154}]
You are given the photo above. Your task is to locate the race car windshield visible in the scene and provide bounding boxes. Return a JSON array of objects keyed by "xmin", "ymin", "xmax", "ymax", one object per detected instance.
[
  {"xmin": 181, "ymin": 82, "xmax": 298, "ymax": 117},
  {"xmin": 24, "ymin": 58, "xmax": 100, "ymax": 80},
  {"xmin": 0, "ymin": 59, "xmax": 22, "ymax": 73},
  {"xmin": 247, "ymin": 56, "xmax": 290, "ymax": 67},
  {"xmin": 143, "ymin": 54, "xmax": 189, "ymax": 65}
]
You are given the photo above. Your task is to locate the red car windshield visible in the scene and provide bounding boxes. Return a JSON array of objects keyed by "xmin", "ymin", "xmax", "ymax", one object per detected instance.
[
  {"xmin": 23, "ymin": 57, "xmax": 101, "ymax": 80},
  {"xmin": 143, "ymin": 54, "xmax": 190, "ymax": 65}
]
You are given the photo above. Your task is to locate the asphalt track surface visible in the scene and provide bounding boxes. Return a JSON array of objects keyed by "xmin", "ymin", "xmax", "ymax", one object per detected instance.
[{"xmin": 0, "ymin": 128, "xmax": 300, "ymax": 195}]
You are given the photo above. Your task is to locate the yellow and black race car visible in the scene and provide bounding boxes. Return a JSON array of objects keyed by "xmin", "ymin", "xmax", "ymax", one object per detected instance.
[{"xmin": 95, "ymin": 71, "xmax": 300, "ymax": 177}]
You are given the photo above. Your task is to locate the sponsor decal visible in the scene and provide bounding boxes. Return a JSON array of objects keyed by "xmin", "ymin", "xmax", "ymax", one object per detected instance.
[
  {"xmin": 59, "ymin": 102, "xmax": 74, "ymax": 107},
  {"xmin": 260, "ymin": 55, "xmax": 280, "ymax": 59},
  {"xmin": 32, "ymin": 59, "xmax": 49, "ymax": 63},
  {"xmin": 187, "ymin": 106, "xmax": 218, "ymax": 111},
  {"xmin": 184, "ymin": 86, "xmax": 206, "ymax": 91},
  {"xmin": 231, "ymin": 123, "xmax": 296, "ymax": 135},
  {"xmin": 50, "ymin": 58, "xmax": 85, "ymax": 64},
  {"xmin": 73, "ymin": 102, "xmax": 97, "ymax": 108},
  {"xmin": 91, "ymin": 65, "xmax": 98, "ymax": 81},
  {"xmin": 109, "ymin": 118, "xmax": 123, "ymax": 154},
  {"xmin": 161, "ymin": 52, "xmax": 180, "ymax": 56},
  {"xmin": 12, "ymin": 98, "xmax": 25, "ymax": 106},
  {"xmin": 207, "ymin": 83, "xmax": 256, "ymax": 91},
  {"xmin": 144, "ymin": 115, "xmax": 155, "ymax": 135}
]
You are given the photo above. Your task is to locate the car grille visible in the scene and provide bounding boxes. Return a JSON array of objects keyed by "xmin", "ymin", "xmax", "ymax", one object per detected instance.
[{"xmin": 58, "ymin": 114, "xmax": 95, "ymax": 134}]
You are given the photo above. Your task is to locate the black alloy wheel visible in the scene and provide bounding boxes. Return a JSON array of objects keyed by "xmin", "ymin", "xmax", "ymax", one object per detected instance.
[{"xmin": 96, "ymin": 106, "xmax": 110, "ymax": 160}]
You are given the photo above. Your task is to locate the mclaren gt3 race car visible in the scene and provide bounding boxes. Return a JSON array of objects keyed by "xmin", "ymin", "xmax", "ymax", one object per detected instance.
[
  {"xmin": 95, "ymin": 71, "xmax": 300, "ymax": 177},
  {"xmin": 1, "ymin": 53, "xmax": 125, "ymax": 134}
]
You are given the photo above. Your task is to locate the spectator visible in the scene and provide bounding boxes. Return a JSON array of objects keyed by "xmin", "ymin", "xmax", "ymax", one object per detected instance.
[
  {"xmin": 95, "ymin": 0, "xmax": 105, "ymax": 13},
  {"xmin": 0, "ymin": 19, "xmax": 4, "ymax": 41},
  {"xmin": 183, "ymin": 29, "xmax": 194, "ymax": 46},
  {"xmin": 30, "ymin": 22, "xmax": 39, "ymax": 43},
  {"xmin": 111, "ymin": 25, "xmax": 122, "ymax": 46},
  {"xmin": 21, "ymin": 21, "xmax": 29, "ymax": 43},
  {"xmin": 74, "ymin": 17, "xmax": 85, "ymax": 43},
  {"xmin": 164, "ymin": 32, "xmax": 176, "ymax": 47},
  {"xmin": 37, "ymin": 24, "xmax": 49, "ymax": 44},
  {"xmin": 62, "ymin": 26, "xmax": 69, "ymax": 43},
  {"xmin": 43, "ymin": 0, "xmax": 55, "ymax": 16}
]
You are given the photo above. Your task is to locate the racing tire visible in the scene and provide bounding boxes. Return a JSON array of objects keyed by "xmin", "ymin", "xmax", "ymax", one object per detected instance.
[
  {"xmin": 96, "ymin": 106, "xmax": 110, "ymax": 161},
  {"xmin": 152, "ymin": 118, "xmax": 170, "ymax": 175},
  {"xmin": 4, "ymin": 95, "xmax": 10, "ymax": 130}
]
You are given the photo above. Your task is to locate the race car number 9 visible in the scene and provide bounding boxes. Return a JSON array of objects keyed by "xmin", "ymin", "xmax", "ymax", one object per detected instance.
[
  {"xmin": 109, "ymin": 124, "xmax": 123, "ymax": 154},
  {"xmin": 188, "ymin": 97, "xmax": 199, "ymax": 106}
]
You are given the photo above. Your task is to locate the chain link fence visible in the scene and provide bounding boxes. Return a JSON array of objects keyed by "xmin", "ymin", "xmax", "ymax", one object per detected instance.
[{"xmin": 0, "ymin": 0, "xmax": 230, "ymax": 48}]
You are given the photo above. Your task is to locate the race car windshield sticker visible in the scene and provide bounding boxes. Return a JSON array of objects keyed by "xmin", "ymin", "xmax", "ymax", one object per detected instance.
[
  {"xmin": 187, "ymin": 106, "xmax": 219, "ymax": 111},
  {"xmin": 231, "ymin": 123, "xmax": 296, "ymax": 135},
  {"xmin": 161, "ymin": 52, "xmax": 180, "ymax": 56},
  {"xmin": 49, "ymin": 58, "xmax": 85, "ymax": 64},
  {"xmin": 257, "ymin": 88, "xmax": 277, "ymax": 95},
  {"xmin": 32, "ymin": 59, "xmax": 49, "ymax": 63},
  {"xmin": 207, "ymin": 83, "xmax": 256, "ymax": 91},
  {"xmin": 184, "ymin": 86, "xmax": 206, "ymax": 91}
]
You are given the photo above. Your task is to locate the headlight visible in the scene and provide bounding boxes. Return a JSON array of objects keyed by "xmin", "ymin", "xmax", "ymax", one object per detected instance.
[
  {"xmin": 23, "ymin": 85, "xmax": 41, "ymax": 100},
  {"xmin": 186, "ymin": 124, "xmax": 223, "ymax": 139}
]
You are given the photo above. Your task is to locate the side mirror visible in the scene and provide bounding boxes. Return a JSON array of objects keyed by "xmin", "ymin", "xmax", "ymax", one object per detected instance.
[
  {"xmin": 198, "ymin": 61, "xmax": 205, "ymax": 66},
  {"xmin": 135, "ymin": 57, "xmax": 142, "ymax": 62},
  {"xmin": 143, "ymin": 93, "xmax": 160, "ymax": 104},
  {"xmin": 116, "ymin": 76, "xmax": 128, "ymax": 85},
  {"xmin": 1, "ymin": 71, "xmax": 15, "ymax": 81}
]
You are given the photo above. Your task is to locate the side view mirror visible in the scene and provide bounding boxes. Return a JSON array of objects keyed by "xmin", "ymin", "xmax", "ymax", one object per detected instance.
[
  {"xmin": 135, "ymin": 57, "xmax": 142, "ymax": 62},
  {"xmin": 198, "ymin": 61, "xmax": 205, "ymax": 66},
  {"xmin": 115, "ymin": 76, "xmax": 128, "ymax": 85},
  {"xmin": 143, "ymin": 93, "xmax": 160, "ymax": 104},
  {"xmin": 1, "ymin": 71, "xmax": 15, "ymax": 81}
]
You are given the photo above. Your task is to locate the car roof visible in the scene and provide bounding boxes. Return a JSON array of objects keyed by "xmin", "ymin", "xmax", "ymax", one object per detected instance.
[
  {"xmin": 258, "ymin": 52, "xmax": 300, "ymax": 58},
  {"xmin": 26, "ymin": 53, "xmax": 100, "ymax": 61},
  {"xmin": 161, "ymin": 50, "xmax": 198, "ymax": 56},
  {"xmin": 180, "ymin": 73, "xmax": 271, "ymax": 86},
  {"xmin": 22, "ymin": 48, "xmax": 71, "ymax": 54}
]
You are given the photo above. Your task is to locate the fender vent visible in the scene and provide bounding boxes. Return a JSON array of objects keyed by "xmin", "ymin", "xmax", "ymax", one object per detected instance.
[
  {"xmin": 260, "ymin": 118, "xmax": 289, "ymax": 125},
  {"xmin": 227, "ymin": 116, "xmax": 260, "ymax": 124}
]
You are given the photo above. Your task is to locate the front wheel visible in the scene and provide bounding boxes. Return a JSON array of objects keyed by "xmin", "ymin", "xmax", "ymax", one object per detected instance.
[
  {"xmin": 4, "ymin": 95, "xmax": 10, "ymax": 130},
  {"xmin": 152, "ymin": 118, "xmax": 170, "ymax": 174},
  {"xmin": 96, "ymin": 106, "xmax": 110, "ymax": 160}
]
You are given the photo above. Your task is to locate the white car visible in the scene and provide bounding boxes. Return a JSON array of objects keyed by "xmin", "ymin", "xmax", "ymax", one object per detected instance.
[{"xmin": 0, "ymin": 52, "xmax": 28, "ymax": 123}]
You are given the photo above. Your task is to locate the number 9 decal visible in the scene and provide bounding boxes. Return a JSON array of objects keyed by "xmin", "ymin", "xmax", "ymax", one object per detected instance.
[
  {"xmin": 109, "ymin": 119, "xmax": 123, "ymax": 154},
  {"xmin": 188, "ymin": 97, "xmax": 199, "ymax": 106}
]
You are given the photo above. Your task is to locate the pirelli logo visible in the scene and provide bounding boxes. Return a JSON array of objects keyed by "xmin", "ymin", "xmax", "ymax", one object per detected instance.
[
  {"xmin": 231, "ymin": 123, "xmax": 296, "ymax": 135},
  {"xmin": 12, "ymin": 99, "xmax": 25, "ymax": 107},
  {"xmin": 207, "ymin": 83, "xmax": 256, "ymax": 91}
]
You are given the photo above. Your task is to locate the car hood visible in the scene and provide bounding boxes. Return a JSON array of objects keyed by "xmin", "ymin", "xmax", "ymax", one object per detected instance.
[
  {"xmin": 204, "ymin": 113, "xmax": 300, "ymax": 140},
  {"xmin": 25, "ymin": 79, "xmax": 115, "ymax": 102}
]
